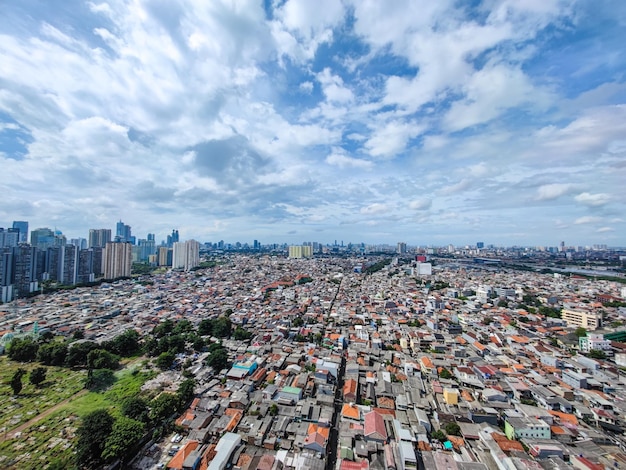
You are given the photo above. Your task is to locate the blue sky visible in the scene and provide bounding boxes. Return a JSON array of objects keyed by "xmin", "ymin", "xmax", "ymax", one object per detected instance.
[{"xmin": 1, "ymin": 0, "xmax": 625, "ymax": 247}]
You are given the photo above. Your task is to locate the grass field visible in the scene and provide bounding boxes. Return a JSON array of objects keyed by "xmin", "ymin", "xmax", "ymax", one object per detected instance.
[{"xmin": 0, "ymin": 357, "xmax": 158, "ymax": 470}]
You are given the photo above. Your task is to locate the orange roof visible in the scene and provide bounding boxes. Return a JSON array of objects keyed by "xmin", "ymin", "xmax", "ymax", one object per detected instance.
[
  {"xmin": 548, "ymin": 410, "xmax": 578, "ymax": 426},
  {"xmin": 341, "ymin": 404, "xmax": 360, "ymax": 420},
  {"xmin": 167, "ymin": 440, "xmax": 199, "ymax": 469},
  {"xmin": 420, "ymin": 356, "xmax": 434, "ymax": 368},
  {"xmin": 307, "ymin": 423, "xmax": 330, "ymax": 439}
]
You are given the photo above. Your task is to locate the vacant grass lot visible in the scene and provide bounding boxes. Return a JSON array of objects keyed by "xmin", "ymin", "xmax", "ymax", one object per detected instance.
[{"xmin": 0, "ymin": 356, "xmax": 157, "ymax": 470}]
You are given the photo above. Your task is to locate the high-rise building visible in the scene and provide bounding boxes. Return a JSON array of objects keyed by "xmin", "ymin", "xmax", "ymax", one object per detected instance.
[
  {"xmin": 11, "ymin": 245, "xmax": 38, "ymax": 298},
  {"xmin": 59, "ymin": 244, "xmax": 79, "ymax": 285},
  {"xmin": 70, "ymin": 238, "xmax": 87, "ymax": 250},
  {"xmin": 138, "ymin": 238, "xmax": 156, "ymax": 261},
  {"xmin": 88, "ymin": 228, "xmax": 112, "ymax": 248},
  {"xmin": 0, "ymin": 248, "xmax": 13, "ymax": 302},
  {"xmin": 31, "ymin": 227, "xmax": 55, "ymax": 250},
  {"xmin": 77, "ymin": 248, "xmax": 98, "ymax": 284},
  {"xmin": 397, "ymin": 242, "xmax": 407, "ymax": 254},
  {"xmin": 11, "ymin": 221, "xmax": 28, "ymax": 243},
  {"xmin": 166, "ymin": 229, "xmax": 180, "ymax": 247},
  {"xmin": 172, "ymin": 240, "xmax": 200, "ymax": 271},
  {"xmin": 115, "ymin": 221, "xmax": 132, "ymax": 243},
  {"xmin": 0, "ymin": 228, "xmax": 20, "ymax": 247},
  {"xmin": 103, "ymin": 242, "xmax": 132, "ymax": 279},
  {"xmin": 288, "ymin": 245, "xmax": 313, "ymax": 259},
  {"xmin": 44, "ymin": 246, "xmax": 61, "ymax": 281},
  {"xmin": 477, "ymin": 242, "xmax": 484, "ymax": 249},
  {"xmin": 158, "ymin": 246, "xmax": 172, "ymax": 267}
]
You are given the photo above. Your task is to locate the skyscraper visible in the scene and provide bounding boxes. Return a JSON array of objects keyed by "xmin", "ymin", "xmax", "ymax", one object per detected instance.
[
  {"xmin": 88, "ymin": 228, "xmax": 112, "ymax": 248},
  {"xmin": 103, "ymin": 242, "xmax": 132, "ymax": 279},
  {"xmin": 172, "ymin": 240, "xmax": 200, "ymax": 271},
  {"xmin": 0, "ymin": 228, "xmax": 20, "ymax": 247},
  {"xmin": 12, "ymin": 221, "xmax": 28, "ymax": 243},
  {"xmin": 31, "ymin": 227, "xmax": 55, "ymax": 250},
  {"xmin": 115, "ymin": 221, "xmax": 132, "ymax": 243}
]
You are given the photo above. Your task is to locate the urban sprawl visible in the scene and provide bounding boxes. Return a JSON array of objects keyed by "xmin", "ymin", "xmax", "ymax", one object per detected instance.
[{"xmin": 2, "ymin": 220, "xmax": 626, "ymax": 470}]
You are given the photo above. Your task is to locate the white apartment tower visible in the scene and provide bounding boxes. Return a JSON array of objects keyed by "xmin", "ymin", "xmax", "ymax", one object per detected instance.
[
  {"xmin": 103, "ymin": 242, "xmax": 132, "ymax": 279},
  {"xmin": 172, "ymin": 240, "xmax": 200, "ymax": 271}
]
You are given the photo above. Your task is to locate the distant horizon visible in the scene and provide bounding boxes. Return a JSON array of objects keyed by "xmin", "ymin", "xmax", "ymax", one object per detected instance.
[
  {"xmin": 1, "ymin": 1, "xmax": 625, "ymax": 246},
  {"xmin": 3, "ymin": 218, "xmax": 624, "ymax": 250}
]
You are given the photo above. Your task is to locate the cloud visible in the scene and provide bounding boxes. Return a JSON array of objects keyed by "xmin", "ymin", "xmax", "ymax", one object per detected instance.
[
  {"xmin": 596, "ymin": 226, "xmax": 614, "ymax": 233},
  {"xmin": 574, "ymin": 192, "xmax": 611, "ymax": 207},
  {"xmin": 364, "ymin": 120, "xmax": 424, "ymax": 159},
  {"xmin": 360, "ymin": 203, "xmax": 390, "ymax": 215},
  {"xmin": 408, "ymin": 198, "xmax": 432, "ymax": 211},
  {"xmin": 574, "ymin": 216, "xmax": 602, "ymax": 225},
  {"xmin": 325, "ymin": 149, "xmax": 372, "ymax": 169},
  {"xmin": 535, "ymin": 184, "xmax": 575, "ymax": 201}
]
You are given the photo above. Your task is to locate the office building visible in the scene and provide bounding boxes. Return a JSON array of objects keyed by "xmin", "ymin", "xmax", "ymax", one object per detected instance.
[
  {"xmin": 11, "ymin": 245, "xmax": 38, "ymax": 298},
  {"xmin": 397, "ymin": 242, "xmax": 407, "ymax": 254},
  {"xmin": 0, "ymin": 228, "xmax": 20, "ymax": 247},
  {"xmin": 166, "ymin": 229, "xmax": 180, "ymax": 247},
  {"xmin": 0, "ymin": 248, "xmax": 13, "ymax": 302},
  {"xmin": 172, "ymin": 240, "xmax": 200, "ymax": 271},
  {"xmin": 103, "ymin": 242, "xmax": 132, "ymax": 279},
  {"xmin": 88, "ymin": 228, "xmax": 112, "ymax": 248},
  {"xmin": 115, "ymin": 220, "xmax": 132, "ymax": 244},
  {"xmin": 31, "ymin": 227, "xmax": 55, "ymax": 250},
  {"xmin": 59, "ymin": 244, "xmax": 79, "ymax": 285},
  {"xmin": 11, "ymin": 221, "xmax": 28, "ymax": 243},
  {"xmin": 77, "ymin": 248, "xmax": 98, "ymax": 284},
  {"xmin": 69, "ymin": 238, "xmax": 87, "ymax": 250}
]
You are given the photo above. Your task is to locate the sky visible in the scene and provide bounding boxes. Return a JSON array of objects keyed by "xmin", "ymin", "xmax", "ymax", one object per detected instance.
[{"xmin": 1, "ymin": 0, "xmax": 626, "ymax": 247}]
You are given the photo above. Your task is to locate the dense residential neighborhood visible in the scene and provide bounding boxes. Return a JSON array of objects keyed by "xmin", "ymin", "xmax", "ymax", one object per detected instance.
[{"xmin": 2, "ymin": 252, "xmax": 626, "ymax": 470}]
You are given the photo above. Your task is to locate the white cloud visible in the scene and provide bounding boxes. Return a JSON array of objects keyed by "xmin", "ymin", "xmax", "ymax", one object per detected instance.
[
  {"xmin": 317, "ymin": 68, "xmax": 353, "ymax": 103},
  {"xmin": 360, "ymin": 203, "xmax": 390, "ymax": 215},
  {"xmin": 596, "ymin": 226, "xmax": 614, "ymax": 233},
  {"xmin": 574, "ymin": 216, "xmax": 602, "ymax": 225},
  {"xmin": 325, "ymin": 149, "xmax": 372, "ymax": 169},
  {"xmin": 364, "ymin": 120, "xmax": 424, "ymax": 159},
  {"xmin": 299, "ymin": 81, "xmax": 314, "ymax": 93},
  {"xmin": 409, "ymin": 198, "xmax": 432, "ymax": 210},
  {"xmin": 535, "ymin": 183, "xmax": 575, "ymax": 201},
  {"xmin": 574, "ymin": 192, "xmax": 611, "ymax": 207}
]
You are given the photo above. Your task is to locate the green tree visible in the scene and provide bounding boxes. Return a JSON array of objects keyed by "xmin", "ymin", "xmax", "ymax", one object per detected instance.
[
  {"xmin": 198, "ymin": 319, "xmax": 213, "ymax": 336},
  {"xmin": 156, "ymin": 351, "xmax": 176, "ymax": 370},
  {"xmin": 588, "ymin": 349, "xmax": 607, "ymax": 360},
  {"xmin": 177, "ymin": 378, "xmax": 196, "ymax": 408},
  {"xmin": 7, "ymin": 337, "xmax": 39, "ymax": 362},
  {"xmin": 37, "ymin": 342, "xmax": 68, "ymax": 366},
  {"xmin": 76, "ymin": 409, "xmax": 115, "ymax": 468},
  {"xmin": 85, "ymin": 368, "xmax": 116, "ymax": 390},
  {"xmin": 108, "ymin": 329, "xmax": 140, "ymax": 357},
  {"xmin": 149, "ymin": 393, "xmax": 179, "ymax": 422},
  {"xmin": 87, "ymin": 349, "xmax": 120, "ymax": 370},
  {"xmin": 10, "ymin": 368, "xmax": 27, "ymax": 395},
  {"xmin": 121, "ymin": 396, "xmax": 150, "ymax": 423},
  {"xmin": 206, "ymin": 348, "xmax": 229, "ymax": 371},
  {"xmin": 152, "ymin": 319, "xmax": 174, "ymax": 338},
  {"xmin": 29, "ymin": 366, "xmax": 47, "ymax": 387},
  {"xmin": 213, "ymin": 316, "xmax": 232, "ymax": 338},
  {"xmin": 66, "ymin": 341, "xmax": 99, "ymax": 367},
  {"xmin": 439, "ymin": 368, "xmax": 453, "ymax": 379},
  {"xmin": 444, "ymin": 422, "xmax": 461, "ymax": 436},
  {"xmin": 233, "ymin": 327, "xmax": 253, "ymax": 341},
  {"xmin": 432, "ymin": 429, "xmax": 447, "ymax": 442},
  {"xmin": 575, "ymin": 327, "xmax": 587, "ymax": 338},
  {"xmin": 269, "ymin": 403, "xmax": 278, "ymax": 416},
  {"xmin": 102, "ymin": 416, "xmax": 145, "ymax": 461}
]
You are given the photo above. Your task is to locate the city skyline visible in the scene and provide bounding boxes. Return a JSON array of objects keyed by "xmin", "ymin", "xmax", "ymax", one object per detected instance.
[{"xmin": 1, "ymin": 1, "xmax": 626, "ymax": 246}]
